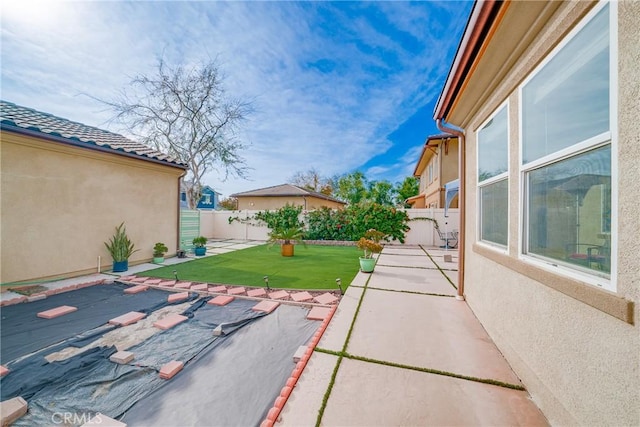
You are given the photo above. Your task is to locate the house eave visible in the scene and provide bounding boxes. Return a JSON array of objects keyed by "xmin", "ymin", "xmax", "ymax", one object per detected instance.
[
  {"xmin": 433, "ymin": 0, "xmax": 507, "ymax": 122},
  {"xmin": 1, "ymin": 123, "xmax": 188, "ymax": 170}
]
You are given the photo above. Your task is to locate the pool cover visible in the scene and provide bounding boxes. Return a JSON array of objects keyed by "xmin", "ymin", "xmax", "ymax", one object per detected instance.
[
  {"xmin": 0, "ymin": 283, "xmax": 318, "ymax": 426},
  {"xmin": 0, "ymin": 282, "xmax": 191, "ymax": 363}
]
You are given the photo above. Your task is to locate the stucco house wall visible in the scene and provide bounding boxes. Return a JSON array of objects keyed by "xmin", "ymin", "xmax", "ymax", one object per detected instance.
[
  {"xmin": 409, "ymin": 136, "xmax": 459, "ymax": 209},
  {"xmin": 232, "ymin": 184, "xmax": 346, "ymax": 211},
  {"xmin": 1, "ymin": 104, "xmax": 185, "ymax": 284},
  {"xmin": 434, "ymin": 1, "xmax": 639, "ymax": 425},
  {"xmin": 236, "ymin": 195, "xmax": 344, "ymax": 211}
]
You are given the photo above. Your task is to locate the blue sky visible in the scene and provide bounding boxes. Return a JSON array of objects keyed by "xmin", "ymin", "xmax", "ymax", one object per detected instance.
[{"xmin": 1, "ymin": 1, "xmax": 472, "ymax": 197}]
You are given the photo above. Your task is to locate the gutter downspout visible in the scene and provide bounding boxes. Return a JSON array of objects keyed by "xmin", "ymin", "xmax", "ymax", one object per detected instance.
[
  {"xmin": 436, "ymin": 119, "xmax": 466, "ymax": 301},
  {"xmin": 177, "ymin": 170, "xmax": 188, "ymax": 255}
]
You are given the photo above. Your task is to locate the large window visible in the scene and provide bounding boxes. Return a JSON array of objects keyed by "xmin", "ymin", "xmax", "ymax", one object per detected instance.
[
  {"xmin": 522, "ymin": 3, "xmax": 612, "ymax": 285},
  {"xmin": 478, "ymin": 104, "xmax": 508, "ymax": 247}
]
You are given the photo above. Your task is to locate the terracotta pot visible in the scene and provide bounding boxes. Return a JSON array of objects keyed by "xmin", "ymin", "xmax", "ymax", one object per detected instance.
[{"xmin": 281, "ymin": 243, "xmax": 294, "ymax": 257}]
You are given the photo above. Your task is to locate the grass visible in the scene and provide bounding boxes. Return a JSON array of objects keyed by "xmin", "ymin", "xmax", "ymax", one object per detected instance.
[{"xmin": 140, "ymin": 244, "xmax": 362, "ymax": 290}]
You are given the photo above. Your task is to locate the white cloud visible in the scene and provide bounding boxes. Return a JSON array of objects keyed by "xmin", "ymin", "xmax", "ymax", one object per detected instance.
[{"xmin": 1, "ymin": 1, "xmax": 469, "ymax": 197}]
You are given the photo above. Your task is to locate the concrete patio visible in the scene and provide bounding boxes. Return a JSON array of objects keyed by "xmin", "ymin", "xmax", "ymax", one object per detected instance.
[
  {"xmin": 1, "ymin": 240, "xmax": 549, "ymax": 426},
  {"xmin": 278, "ymin": 245, "xmax": 549, "ymax": 426}
]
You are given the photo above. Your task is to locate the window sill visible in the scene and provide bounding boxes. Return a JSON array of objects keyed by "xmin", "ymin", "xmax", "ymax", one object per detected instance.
[
  {"xmin": 476, "ymin": 240, "xmax": 508, "ymax": 255},
  {"xmin": 472, "ymin": 243, "xmax": 633, "ymax": 324}
]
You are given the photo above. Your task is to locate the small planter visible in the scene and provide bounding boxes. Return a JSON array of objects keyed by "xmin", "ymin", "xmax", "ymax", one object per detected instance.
[
  {"xmin": 194, "ymin": 247, "xmax": 206, "ymax": 256},
  {"xmin": 359, "ymin": 257, "xmax": 376, "ymax": 273},
  {"xmin": 153, "ymin": 257, "xmax": 165, "ymax": 264},
  {"xmin": 113, "ymin": 260, "xmax": 129, "ymax": 272},
  {"xmin": 281, "ymin": 243, "xmax": 294, "ymax": 257}
]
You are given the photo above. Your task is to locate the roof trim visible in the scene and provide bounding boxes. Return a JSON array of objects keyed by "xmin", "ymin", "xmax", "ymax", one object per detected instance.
[
  {"xmin": 230, "ymin": 184, "xmax": 346, "ymax": 204},
  {"xmin": 433, "ymin": 0, "xmax": 508, "ymax": 121},
  {"xmin": 0, "ymin": 100, "xmax": 187, "ymax": 169},
  {"xmin": 2, "ymin": 123, "xmax": 187, "ymax": 170}
]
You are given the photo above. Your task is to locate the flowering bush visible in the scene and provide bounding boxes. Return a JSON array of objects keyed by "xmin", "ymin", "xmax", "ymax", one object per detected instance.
[
  {"xmin": 305, "ymin": 203, "xmax": 409, "ymax": 242},
  {"xmin": 305, "ymin": 207, "xmax": 352, "ymax": 240}
]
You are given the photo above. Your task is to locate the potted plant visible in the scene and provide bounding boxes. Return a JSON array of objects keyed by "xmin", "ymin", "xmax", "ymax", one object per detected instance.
[
  {"xmin": 153, "ymin": 242, "xmax": 168, "ymax": 264},
  {"xmin": 267, "ymin": 226, "xmax": 306, "ymax": 257},
  {"xmin": 193, "ymin": 236, "xmax": 208, "ymax": 256},
  {"xmin": 356, "ymin": 229, "xmax": 385, "ymax": 273},
  {"xmin": 104, "ymin": 222, "xmax": 139, "ymax": 272}
]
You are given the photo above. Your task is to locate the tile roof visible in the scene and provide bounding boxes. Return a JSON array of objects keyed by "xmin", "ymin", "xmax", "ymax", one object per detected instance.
[
  {"xmin": 230, "ymin": 183, "xmax": 345, "ymax": 204},
  {"xmin": 0, "ymin": 100, "xmax": 186, "ymax": 168}
]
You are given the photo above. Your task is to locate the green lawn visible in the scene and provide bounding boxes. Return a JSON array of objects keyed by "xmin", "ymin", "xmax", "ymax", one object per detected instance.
[{"xmin": 140, "ymin": 244, "xmax": 362, "ymax": 290}]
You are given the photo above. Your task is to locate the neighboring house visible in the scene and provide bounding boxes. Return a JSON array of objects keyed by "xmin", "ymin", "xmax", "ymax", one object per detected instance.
[
  {"xmin": 407, "ymin": 134, "xmax": 459, "ymax": 209},
  {"xmin": 0, "ymin": 101, "xmax": 187, "ymax": 284},
  {"xmin": 230, "ymin": 184, "xmax": 346, "ymax": 210},
  {"xmin": 432, "ymin": 1, "xmax": 638, "ymax": 426},
  {"xmin": 180, "ymin": 185, "xmax": 220, "ymax": 210}
]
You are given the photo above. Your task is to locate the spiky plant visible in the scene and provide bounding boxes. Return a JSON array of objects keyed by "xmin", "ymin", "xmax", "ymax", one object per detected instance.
[{"xmin": 104, "ymin": 222, "xmax": 139, "ymax": 262}]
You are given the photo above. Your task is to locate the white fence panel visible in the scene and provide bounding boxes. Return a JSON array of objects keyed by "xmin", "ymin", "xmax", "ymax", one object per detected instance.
[
  {"xmin": 199, "ymin": 208, "xmax": 459, "ymax": 246},
  {"xmin": 400, "ymin": 208, "xmax": 459, "ymax": 246}
]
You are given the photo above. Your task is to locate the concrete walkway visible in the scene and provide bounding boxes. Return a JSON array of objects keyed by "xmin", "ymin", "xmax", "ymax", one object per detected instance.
[{"xmin": 278, "ymin": 245, "xmax": 549, "ymax": 426}]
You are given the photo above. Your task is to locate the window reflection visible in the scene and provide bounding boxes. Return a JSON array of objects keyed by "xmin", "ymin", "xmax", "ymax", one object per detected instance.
[{"xmin": 528, "ymin": 146, "xmax": 611, "ymax": 275}]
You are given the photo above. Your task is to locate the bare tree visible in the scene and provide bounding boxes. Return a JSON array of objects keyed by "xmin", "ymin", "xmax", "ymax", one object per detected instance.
[
  {"xmin": 288, "ymin": 168, "xmax": 333, "ymax": 195},
  {"xmin": 103, "ymin": 58, "xmax": 251, "ymax": 209}
]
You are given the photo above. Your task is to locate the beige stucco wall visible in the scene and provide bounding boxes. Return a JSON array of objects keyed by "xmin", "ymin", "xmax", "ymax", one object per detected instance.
[
  {"xmin": 236, "ymin": 196, "xmax": 344, "ymax": 211},
  {"xmin": 413, "ymin": 138, "xmax": 459, "ymax": 209},
  {"xmin": 1, "ymin": 132, "xmax": 184, "ymax": 284},
  {"xmin": 450, "ymin": 1, "xmax": 639, "ymax": 426}
]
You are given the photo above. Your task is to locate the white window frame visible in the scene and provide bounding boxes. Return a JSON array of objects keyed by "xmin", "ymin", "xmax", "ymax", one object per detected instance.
[
  {"xmin": 476, "ymin": 101, "xmax": 509, "ymax": 251},
  {"xmin": 518, "ymin": 1, "xmax": 617, "ymax": 292}
]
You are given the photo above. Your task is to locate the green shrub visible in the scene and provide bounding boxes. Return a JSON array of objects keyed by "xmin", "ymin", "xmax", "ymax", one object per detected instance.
[
  {"xmin": 192, "ymin": 236, "xmax": 208, "ymax": 247},
  {"xmin": 305, "ymin": 207, "xmax": 352, "ymax": 241},
  {"xmin": 305, "ymin": 203, "xmax": 410, "ymax": 243},
  {"xmin": 153, "ymin": 242, "xmax": 168, "ymax": 257},
  {"xmin": 254, "ymin": 204, "xmax": 304, "ymax": 232}
]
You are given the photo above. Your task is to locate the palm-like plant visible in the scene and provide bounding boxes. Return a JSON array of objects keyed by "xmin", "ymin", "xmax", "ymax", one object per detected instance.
[
  {"xmin": 267, "ymin": 226, "xmax": 306, "ymax": 246},
  {"xmin": 267, "ymin": 226, "xmax": 306, "ymax": 256}
]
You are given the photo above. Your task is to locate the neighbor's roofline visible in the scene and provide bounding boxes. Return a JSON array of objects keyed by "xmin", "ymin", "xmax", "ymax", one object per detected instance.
[
  {"xmin": 230, "ymin": 183, "xmax": 345, "ymax": 204},
  {"xmin": 1, "ymin": 122, "xmax": 188, "ymax": 170},
  {"xmin": 433, "ymin": 0, "xmax": 507, "ymax": 122}
]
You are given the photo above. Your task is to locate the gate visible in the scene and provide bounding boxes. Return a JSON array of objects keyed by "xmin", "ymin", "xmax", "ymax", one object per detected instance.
[{"xmin": 179, "ymin": 209, "xmax": 200, "ymax": 251}]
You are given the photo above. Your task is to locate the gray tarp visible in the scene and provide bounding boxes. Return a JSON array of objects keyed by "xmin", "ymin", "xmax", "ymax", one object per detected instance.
[
  {"xmin": 1, "ymin": 284, "xmax": 317, "ymax": 426},
  {"xmin": 0, "ymin": 282, "xmax": 191, "ymax": 363}
]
